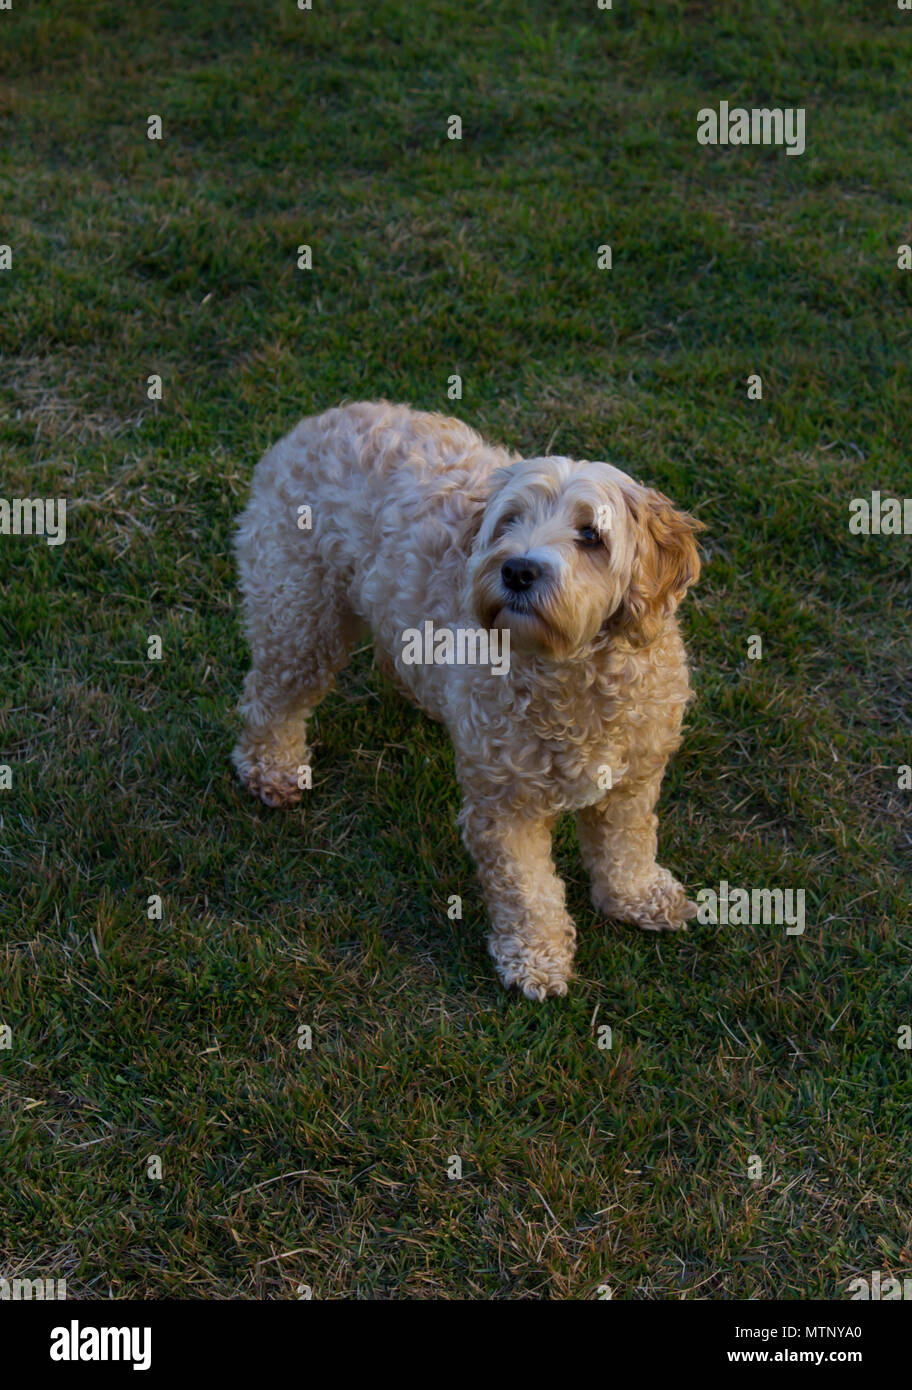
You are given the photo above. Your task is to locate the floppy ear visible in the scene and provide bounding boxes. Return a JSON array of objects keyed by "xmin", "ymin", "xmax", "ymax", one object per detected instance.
[
  {"xmin": 610, "ymin": 488, "xmax": 703, "ymax": 646},
  {"xmin": 459, "ymin": 502, "xmax": 487, "ymax": 556},
  {"xmin": 457, "ymin": 465, "xmax": 514, "ymax": 556}
]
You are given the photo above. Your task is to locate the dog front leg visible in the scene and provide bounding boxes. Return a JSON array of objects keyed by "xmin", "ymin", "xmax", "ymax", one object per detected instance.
[
  {"xmin": 576, "ymin": 772, "xmax": 696, "ymax": 931},
  {"xmin": 458, "ymin": 804, "xmax": 576, "ymax": 1000}
]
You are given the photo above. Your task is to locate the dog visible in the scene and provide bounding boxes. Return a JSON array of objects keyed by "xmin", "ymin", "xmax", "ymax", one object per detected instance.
[{"xmin": 232, "ymin": 401, "xmax": 702, "ymax": 999}]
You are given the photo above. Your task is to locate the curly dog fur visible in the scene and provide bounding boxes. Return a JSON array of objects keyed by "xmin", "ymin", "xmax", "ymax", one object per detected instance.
[{"xmin": 232, "ymin": 401, "xmax": 702, "ymax": 999}]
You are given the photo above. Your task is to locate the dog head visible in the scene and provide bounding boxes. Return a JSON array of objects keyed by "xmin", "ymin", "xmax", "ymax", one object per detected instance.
[{"xmin": 463, "ymin": 456, "xmax": 702, "ymax": 659}]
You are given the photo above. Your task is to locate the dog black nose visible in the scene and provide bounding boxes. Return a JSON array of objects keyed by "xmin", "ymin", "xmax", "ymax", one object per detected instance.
[{"xmin": 501, "ymin": 556, "xmax": 542, "ymax": 592}]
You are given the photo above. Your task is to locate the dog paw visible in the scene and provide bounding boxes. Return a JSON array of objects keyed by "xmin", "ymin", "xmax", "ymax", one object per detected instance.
[
  {"xmin": 232, "ymin": 745, "xmax": 304, "ymax": 809},
  {"xmin": 253, "ymin": 770, "xmax": 303, "ymax": 809},
  {"xmin": 490, "ymin": 938, "xmax": 573, "ymax": 1001},
  {"xmin": 517, "ymin": 971, "xmax": 569, "ymax": 1002},
  {"xmin": 594, "ymin": 868, "xmax": 696, "ymax": 933}
]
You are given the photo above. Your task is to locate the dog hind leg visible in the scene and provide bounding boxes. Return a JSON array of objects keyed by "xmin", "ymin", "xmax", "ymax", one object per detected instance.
[{"xmin": 232, "ymin": 573, "xmax": 361, "ymax": 809}]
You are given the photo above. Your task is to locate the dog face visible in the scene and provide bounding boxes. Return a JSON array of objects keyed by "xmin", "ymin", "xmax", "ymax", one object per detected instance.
[{"xmin": 464, "ymin": 456, "xmax": 702, "ymax": 659}]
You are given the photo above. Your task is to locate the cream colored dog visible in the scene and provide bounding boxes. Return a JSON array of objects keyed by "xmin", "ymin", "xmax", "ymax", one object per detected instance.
[{"xmin": 232, "ymin": 401, "xmax": 702, "ymax": 999}]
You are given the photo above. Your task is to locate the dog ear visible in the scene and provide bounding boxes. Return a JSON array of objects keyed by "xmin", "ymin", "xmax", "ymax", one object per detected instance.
[
  {"xmin": 458, "ymin": 465, "xmax": 514, "ymax": 556},
  {"xmin": 459, "ymin": 502, "xmax": 487, "ymax": 556},
  {"xmin": 610, "ymin": 488, "xmax": 703, "ymax": 646}
]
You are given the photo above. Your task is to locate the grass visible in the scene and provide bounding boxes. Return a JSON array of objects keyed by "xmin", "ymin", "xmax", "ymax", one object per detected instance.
[{"xmin": 0, "ymin": 0, "xmax": 910, "ymax": 1299}]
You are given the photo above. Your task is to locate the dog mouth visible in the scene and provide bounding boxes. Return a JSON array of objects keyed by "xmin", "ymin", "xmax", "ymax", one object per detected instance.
[
  {"xmin": 493, "ymin": 586, "xmax": 546, "ymax": 626},
  {"xmin": 501, "ymin": 593, "xmax": 536, "ymax": 615},
  {"xmin": 490, "ymin": 592, "xmax": 568, "ymax": 656},
  {"xmin": 469, "ymin": 569, "xmax": 570, "ymax": 657}
]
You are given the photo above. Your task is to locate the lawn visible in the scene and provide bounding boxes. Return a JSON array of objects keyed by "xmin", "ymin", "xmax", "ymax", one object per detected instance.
[{"xmin": 0, "ymin": 0, "xmax": 910, "ymax": 1299}]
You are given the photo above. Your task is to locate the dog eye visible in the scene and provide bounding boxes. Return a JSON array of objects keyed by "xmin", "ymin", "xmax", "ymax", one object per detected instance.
[
  {"xmin": 495, "ymin": 513, "xmax": 520, "ymax": 537},
  {"xmin": 576, "ymin": 525, "xmax": 601, "ymax": 548}
]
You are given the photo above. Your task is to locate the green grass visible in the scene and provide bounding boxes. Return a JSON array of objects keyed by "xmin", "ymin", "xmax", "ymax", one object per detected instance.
[{"xmin": 1, "ymin": 0, "xmax": 910, "ymax": 1299}]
